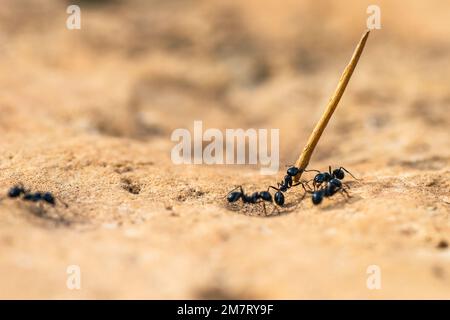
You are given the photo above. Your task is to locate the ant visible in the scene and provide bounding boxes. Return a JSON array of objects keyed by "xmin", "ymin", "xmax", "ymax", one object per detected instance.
[
  {"xmin": 268, "ymin": 166, "xmax": 311, "ymax": 199},
  {"xmin": 304, "ymin": 166, "xmax": 358, "ymax": 205},
  {"xmin": 226, "ymin": 166, "xmax": 312, "ymax": 214},
  {"xmin": 307, "ymin": 166, "xmax": 358, "ymax": 190},
  {"xmin": 276, "ymin": 166, "xmax": 303, "ymax": 192},
  {"xmin": 6, "ymin": 184, "xmax": 68, "ymax": 208},
  {"xmin": 226, "ymin": 186, "xmax": 283, "ymax": 214},
  {"xmin": 310, "ymin": 178, "xmax": 350, "ymax": 205}
]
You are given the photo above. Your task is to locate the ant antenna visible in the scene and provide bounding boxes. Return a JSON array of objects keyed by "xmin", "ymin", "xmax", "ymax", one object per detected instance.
[
  {"xmin": 225, "ymin": 186, "xmax": 243, "ymax": 198},
  {"xmin": 339, "ymin": 167, "xmax": 360, "ymax": 181}
]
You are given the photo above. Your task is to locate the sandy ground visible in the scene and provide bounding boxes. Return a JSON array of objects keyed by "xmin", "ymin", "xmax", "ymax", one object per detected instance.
[{"xmin": 0, "ymin": 0, "xmax": 449, "ymax": 299}]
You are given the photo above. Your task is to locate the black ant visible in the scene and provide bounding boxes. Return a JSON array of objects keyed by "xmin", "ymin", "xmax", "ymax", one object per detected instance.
[
  {"xmin": 277, "ymin": 166, "xmax": 302, "ymax": 192},
  {"xmin": 226, "ymin": 186, "xmax": 283, "ymax": 214},
  {"xmin": 226, "ymin": 166, "xmax": 311, "ymax": 214},
  {"xmin": 268, "ymin": 166, "xmax": 311, "ymax": 199},
  {"xmin": 310, "ymin": 178, "xmax": 350, "ymax": 205},
  {"xmin": 305, "ymin": 166, "xmax": 358, "ymax": 205},
  {"xmin": 6, "ymin": 184, "xmax": 68, "ymax": 208},
  {"xmin": 307, "ymin": 166, "xmax": 358, "ymax": 190}
]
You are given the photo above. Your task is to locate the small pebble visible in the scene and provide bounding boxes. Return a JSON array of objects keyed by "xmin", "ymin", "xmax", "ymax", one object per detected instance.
[
  {"xmin": 442, "ymin": 196, "xmax": 450, "ymax": 204},
  {"xmin": 436, "ymin": 240, "xmax": 448, "ymax": 250}
]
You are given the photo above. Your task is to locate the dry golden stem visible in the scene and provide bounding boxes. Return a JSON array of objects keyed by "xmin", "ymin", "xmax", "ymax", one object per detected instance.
[{"xmin": 293, "ymin": 30, "xmax": 370, "ymax": 182}]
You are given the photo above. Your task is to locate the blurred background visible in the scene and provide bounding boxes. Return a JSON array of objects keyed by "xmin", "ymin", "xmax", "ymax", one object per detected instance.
[
  {"xmin": 1, "ymin": 0, "xmax": 448, "ymax": 163},
  {"xmin": 0, "ymin": 0, "xmax": 449, "ymax": 299}
]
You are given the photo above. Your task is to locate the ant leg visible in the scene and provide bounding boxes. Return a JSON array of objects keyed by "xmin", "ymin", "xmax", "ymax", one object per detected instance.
[
  {"xmin": 303, "ymin": 180, "xmax": 314, "ymax": 191},
  {"xmin": 56, "ymin": 196, "xmax": 69, "ymax": 208},
  {"xmin": 18, "ymin": 183, "xmax": 29, "ymax": 196},
  {"xmin": 306, "ymin": 178, "xmax": 318, "ymax": 191},
  {"xmin": 268, "ymin": 185, "xmax": 280, "ymax": 192},
  {"xmin": 270, "ymin": 204, "xmax": 280, "ymax": 216},
  {"xmin": 303, "ymin": 169, "xmax": 321, "ymax": 174},
  {"xmin": 226, "ymin": 186, "xmax": 240, "ymax": 194},
  {"xmin": 340, "ymin": 187, "xmax": 351, "ymax": 199},
  {"xmin": 299, "ymin": 188, "xmax": 310, "ymax": 201},
  {"xmin": 314, "ymin": 181, "xmax": 323, "ymax": 191},
  {"xmin": 294, "ymin": 179, "xmax": 313, "ymax": 192},
  {"xmin": 291, "ymin": 181, "xmax": 310, "ymax": 194},
  {"xmin": 331, "ymin": 189, "xmax": 348, "ymax": 202},
  {"xmin": 329, "ymin": 165, "xmax": 332, "ymax": 175},
  {"xmin": 303, "ymin": 187, "xmax": 317, "ymax": 201},
  {"xmin": 37, "ymin": 202, "xmax": 45, "ymax": 217},
  {"xmin": 301, "ymin": 182, "xmax": 313, "ymax": 198},
  {"xmin": 339, "ymin": 167, "xmax": 359, "ymax": 180},
  {"xmin": 15, "ymin": 182, "xmax": 26, "ymax": 191}
]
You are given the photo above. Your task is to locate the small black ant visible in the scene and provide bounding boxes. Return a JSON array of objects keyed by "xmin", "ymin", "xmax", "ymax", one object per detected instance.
[
  {"xmin": 6, "ymin": 184, "xmax": 68, "ymax": 208},
  {"xmin": 277, "ymin": 166, "xmax": 302, "ymax": 192},
  {"xmin": 307, "ymin": 166, "xmax": 357, "ymax": 190},
  {"xmin": 310, "ymin": 178, "xmax": 350, "ymax": 205},
  {"xmin": 305, "ymin": 166, "xmax": 358, "ymax": 205},
  {"xmin": 226, "ymin": 186, "xmax": 283, "ymax": 214},
  {"xmin": 226, "ymin": 166, "xmax": 311, "ymax": 214},
  {"xmin": 268, "ymin": 166, "xmax": 311, "ymax": 200}
]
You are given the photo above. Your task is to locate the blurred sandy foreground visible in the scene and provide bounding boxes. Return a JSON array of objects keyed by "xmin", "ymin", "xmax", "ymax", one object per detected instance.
[{"xmin": 0, "ymin": 0, "xmax": 449, "ymax": 299}]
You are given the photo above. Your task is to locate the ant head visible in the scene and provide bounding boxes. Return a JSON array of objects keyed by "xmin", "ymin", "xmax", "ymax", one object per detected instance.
[
  {"xmin": 42, "ymin": 192, "xmax": 56, "ymax": 205},
  {"xmin": 274, "ymin": 191, "xmax": 285, "ymax": 206},
  {"xmin": 227, "ymin": 191, "xmax": 242, "ymax": 203},
  {"xmin": 314, "ymin": 173, "xmax": 328, "ymax": 183},
  {"xmin": 333, "ymin": 168, "xmax": 345, "ymax": 180},
  {"xmin": 286, "ymin": 166, "xmax": 300, "ymax": 177}
]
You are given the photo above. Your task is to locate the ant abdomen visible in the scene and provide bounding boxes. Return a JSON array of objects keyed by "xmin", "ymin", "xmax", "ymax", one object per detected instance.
[
  {"xmin": 311, "ymin": 191, "xmax": 324, "ymax": 205},
  {"xmin": 274, "ymin": 191, "xmax": 284, "ymax": 206},
  {"xmin": 8, "ymin": 186, "xmax": 25, "ymax": 198}
]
